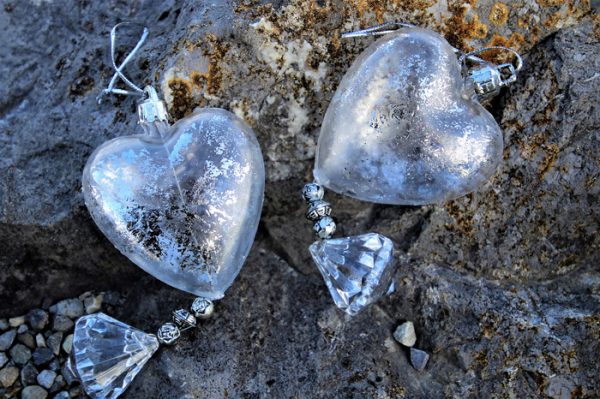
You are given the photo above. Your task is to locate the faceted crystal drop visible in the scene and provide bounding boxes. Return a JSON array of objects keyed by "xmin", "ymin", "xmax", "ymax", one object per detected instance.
[
  {"xmin": 71, "ymin": 313, "xmax": 159, "ymax": 399},
  {"xmin": 309, "ymin": 233, "xmax": 397, "ymax": 315}
]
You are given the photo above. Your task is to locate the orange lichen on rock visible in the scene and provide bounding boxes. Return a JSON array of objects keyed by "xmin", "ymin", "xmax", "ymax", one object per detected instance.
[
  {"xmin": 167, "ymin": 77, "xmax": 194, "ymax": 120},
  {"xmin": 489, "ymin": 3, "xmax": 510, "ymax": 26},
  {"xmin": 471, "ymin": 14, "xmax": 489, "ymax": 39},
  {"xmin": 535, "ymin": 0, "xmax": 563, "ymax": 7}
]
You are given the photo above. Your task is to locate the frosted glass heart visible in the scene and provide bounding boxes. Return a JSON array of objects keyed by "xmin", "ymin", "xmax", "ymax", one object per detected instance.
[
  {"xmin": 82, "ymin": 108, "xmax": 264, "ymax": 299},
  {"xmin": 314, "ymin": 27, "xmax": 503, "ymax": 205}
]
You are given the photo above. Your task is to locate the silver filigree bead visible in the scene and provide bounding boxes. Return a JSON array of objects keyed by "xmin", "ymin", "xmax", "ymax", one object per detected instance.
[
  {"xmin": 190, "ymin": 297, "xmax": 214, "ymax": 319},
  {"xmin": 172, "ymin": 309, "xmax": 197, "ymax": 330},
  {"xmin": 302, "ymin": 183, "xmax": 324, "ymax": 203},
  {"xmin": 305, "ymin": 200, "xmax": 332, "ymax": 221},
  {"xmin": 157, "ymin": 322, "xmax": 180, "ymax": 345},
  {"xmin": 313, "ymin": 216, "xmax": 336, "ymax": 239}
]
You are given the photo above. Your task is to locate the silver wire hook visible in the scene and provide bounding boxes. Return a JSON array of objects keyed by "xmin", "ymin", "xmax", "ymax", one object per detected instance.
[
  {"xmin": 341, "ymin": 22, "xmax": 415, "ymax": 39},
  {"xmin": 97, "ymin": 22, "xmax": 149, "ymax": 104},
  {"xmin": 459, "ymin": 46, "xmax": 523, "ymax": 72}
]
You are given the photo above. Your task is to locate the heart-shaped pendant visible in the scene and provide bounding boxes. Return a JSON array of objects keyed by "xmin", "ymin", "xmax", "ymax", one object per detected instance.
[
  {"xmin": 314, "ymin": 27, "xmax": 504, "ymax": 205},
  {"xmin": 83, "ymin": 91, "xmax": 264, "ymax": 299}
]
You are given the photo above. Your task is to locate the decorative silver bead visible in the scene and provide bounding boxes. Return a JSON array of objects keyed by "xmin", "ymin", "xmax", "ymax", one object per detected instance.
[
  {"xmin": 468, "ymin": 63, "xmax": 517, "ymax": 103},
  {"xmin": 302, "ymin": 182, "xmax": 324, "ymax": 203},
  {"xmin": 172, "ymin": 309, "xmax": 197, "ymax": 330},
  {"xmin": 313, "ymin": 216, "xmax": 336, "ymax": 239},
  {"xmin": 190, "ymin": 297, "xmax": 214, "ymax": 319},
  {"xmin": 157, "ymin": 322, "xmax": 180, "ymax": 345},
  {"xmin": 305, "ymin": 200, "xmax": 332, "ymax": 221}
]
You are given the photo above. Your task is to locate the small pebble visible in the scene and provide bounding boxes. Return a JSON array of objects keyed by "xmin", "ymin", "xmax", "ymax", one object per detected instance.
[
  {"xmin": 27, "ymin": 309, "xmax": 50, "ymax": 331},
  {"xmin": 8, "ymin": 315, "xmax": 25, "ymax": 328},
  {"xmin": 0, "ymin": 319, "xmax": 8, "ymax": 331},
  {"xmin": 21, "ymin": 362, "xmax": 39, "ymax": 385},
  {"xmin": 37, "ymin": 369, "xmax": 57, "ymax": 389},
  {"xmin": 60, "ymin": 361, "xmax": 76, "ymax": 386},
  {"xmin": 409, "ymin": 347, "xmax": 430, "ymax": 372},
  {"xmin": 32, "ymin": 347, "xmax": 54, "ymax": 367},
  {"xmin": 0, "ymin": 329, "xmax": 16, "ymax": 351},
  {"xmin": 50, "ymin": 374, "xmax": 65, "ymax": 392},
  {"xmin": 84, "ymin": 293, "xmax": 103, "ymax": 314},
  {"xmin": 18, "ymin": 324, "xmax": 29, "ymax": 333},
  {"xmin": 48, "ymin": 358, "xmax": 61, "ymax": 371},
  {"xmin": 52, "ymin": 316, "xmax": 74, "ymax": 333},
  {"xmin": 49, "ymin": 299, "xmax": 84, "ymax": 319},
  {"xmin": 61, "ymin": 335, "xmax": 73, "ymax": 355},
  {"xmin": 69, "ymin": 386, "xmax": 83, "ymax": 397},
  {"xmin": 46, "ymin": 333, "xmax": 62, "ymax": 356},
  {"xmin": 21, "ymin": 385, "xmax": 49, "ymax": 399},
  {"xmin": 9, "ymin": 343, "xmax": 32, "ymax": 365},
  {"xmin": 53, "ymin": 391, "xmax": 69, "ymax": 399},
  {"xmin": 0, "ymin": 366, "xmax": 19, "ymax": 388},
  {"xmin": 0, "ymin": 352, "xmax": 7, "ymax": 368},
  {"xmin": 18, "ymin": 332, "xmax": 36, "ymax": 349},
  {"xmin": 393, "ymin": 321, "xmax": 417, "ymax": 347},
  {"xmin": 36, "ymin": 333, "xmax": 47, "ymax": 348}
]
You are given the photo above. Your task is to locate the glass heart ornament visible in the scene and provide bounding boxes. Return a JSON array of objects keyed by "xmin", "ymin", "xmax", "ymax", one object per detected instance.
[
  {"xmin": 314, "ymin": 23, "xmax": 522, "ymax": 205},
  {"xmin": 82, "ymin": 86, "xmax": 265, "ymax": 299}
]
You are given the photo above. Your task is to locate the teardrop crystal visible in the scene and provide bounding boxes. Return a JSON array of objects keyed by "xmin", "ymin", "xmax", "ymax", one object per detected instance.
[
  {"xmin": 71, "ymin": 313, "xmax": 159, "ymax": 399},
  {"xmin": 309, "ymin": 233, "xmax": 397, "ymax": 315}
]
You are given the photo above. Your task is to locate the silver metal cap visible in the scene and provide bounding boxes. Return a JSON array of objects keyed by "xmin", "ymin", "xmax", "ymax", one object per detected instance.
[{"xmin": 137, "ymin": 86, "xmax": 170, "ymax": 124}]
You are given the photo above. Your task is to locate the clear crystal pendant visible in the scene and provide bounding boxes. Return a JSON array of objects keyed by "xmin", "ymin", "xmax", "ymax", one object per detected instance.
[
  {"xmin": 309, "ymin": 233, "xmax": 397, "ymax": 315},
  {"xmin": 70, "ymin": 313, "xmax": 160, "ymax": 399}
]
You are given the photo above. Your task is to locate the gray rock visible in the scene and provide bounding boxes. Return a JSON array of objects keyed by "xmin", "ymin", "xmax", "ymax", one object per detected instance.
[
  {"xmin": 0, "ymin": 329, "xmax": 16, "ymax": 351},
  {"xmin": 8, "ymin": 316, "xmax": 25, "ymax": 328},
  {"xmin": 37, "ymin": 370, "xmax": 57, "ymax": 389},
  {"xmin": 18, "ymin": 332, "xmax": 36, "ymax": 349},
  {"xmin": 409, "ymin": 348, "xmax": 430, "ymax": 372},
  {"xmin": 9, "ymin": 343, "xmax": 31, "ymax": 365},
  {"xmin": 61, "ymin": 335, "xmax": 72, "ymax": 355},
  {"xmin": 0, "ymin": 352, "xmax": 7, "ymax": 368},
  {"xmin": 81, "ymin": 292, "xmax": 103, "ymax": 314},
  {"xmin": 35, "ymin": 333, "xmax": 46, "ymax": 348},
  {"xmin": 47, "ymin": 358, "xmax": 60, "ymax": 372},
  {"xmin": 49, "ymin": 299, "xmax": 83, "ymax": 319},
  {"xmin": 17, "ymin": 324, "xmax": 28, "ymax": 334},
  {"xmin": 0, "ymin": 365, "xmax": 19, "ymax": 388},
  {"xmin": 32, "ymin": 348, "xmax": 54, "ymax": 367},
  {"xmin": 21, "ymin": 385, "xmax": 48, "ymax": 399},
  {"xmin": 60, "ymin": 361, "xmax": 76, "ymax": 386},
  {"xmin": 45, "ymin": 333, "xmax": 62, "ymax": 356},
  {"xmin": 26, "ymin": 309, "xmax": 50, "ymax": 331},
  {"xmin": 49, "ymin": 374, "xmax": 65, "ymax": 393},
  {"xmin": 53, "ymin": 391, "xmax": 69, "ymax": 399},
  {"xmin": 393, "ymin": 321, "xmax": 417, "ymax": 347},
  {"xmin": 51, "ymin": 316, "xmax": 73, "ymax": 333},
  {"xmin": 0, "ymin": 319, "xmax": 8, "ymax": 331},
  {"xmin": 21, "ymin": 362, "xmax": 39, "ymax": 386}
]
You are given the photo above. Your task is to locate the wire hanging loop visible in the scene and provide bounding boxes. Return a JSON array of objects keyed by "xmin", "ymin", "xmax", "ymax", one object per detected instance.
[
  {"xmin": 459, "ymin": 46, "xmax": 523, "ymax": 72},
  {"xmin": 97, "ymin": 22, "xmax": 149, "ymax": 104},
  {"xmin": 341, "ymin": 22, "xmax": 415, "ymax": 39}
]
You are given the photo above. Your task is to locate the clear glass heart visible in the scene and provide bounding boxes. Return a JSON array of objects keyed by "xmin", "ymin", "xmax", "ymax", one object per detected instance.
[
  {"xmin": 82, "ymin": 108, "xmax": 264, "ymax": 299},
  {"xmin": 314, "ymin": 27, "xmax": 503, "ymax": 205}
]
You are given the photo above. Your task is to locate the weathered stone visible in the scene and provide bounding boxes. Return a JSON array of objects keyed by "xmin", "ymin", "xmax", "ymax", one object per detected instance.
[
  {"xmin": 0, "ymin": 352, "xmax": 7, "ymax": 368},
  {"xmin": 17, "ymin": 324, "xmax": 28, "ymax": 334},
  {"xmin": 45, "ymin": 333, "xmax": 62, "ymax": 356},
  {"xmin": 21, "ymin": 362, "xmax": 39, "ymax": 386},
  {"xmin": 9, "ymin": 343, "xmax": 31, "ymax": 365},
  {"xmin": 0, "ymin": 319, "xmax": 8, "ymax": 331},
  {"xmin": 393, "ymin": 321, "xmax": 417, "ymax": 347},
  {"xmin": 81, "ymin": 292, "xmax": 103, "ymax": 314},
  {"xmin": 0, "ymin": 329, "xmax": 16, "ymax": 351},
  {"xmin": 18, "ymin": 332, "xmax": 36, "ymax": 349},
  {"xmin": 37, "ymin": 370, "xmax": 57, "ymax": 389},
  {"xmin": 26, "ymin": 309, "xmax": 50, "ymax": 331},
  {"xmin": 0, "ymin": 366, "xmax": 19, "ymax": 388},
  {"xmin": 35, "ymin": 333, "xmax": 46, "ymax": 348},
  {"xmin": 49, "ymin": 374, "xmax": 65, "ymax": 393},
  {"xmin": 8, "ymin": 316, "xmax": 25, "ymax": 328},
  {"xmin": 21, "ymin": 385, "xmax": 48, "ymax": 399},
  {"xmin": 49, "ymin": 299, "xmax": 83, "ymax": 319},
  {"xmin": 409, "ymin": 348, "xmax": 430, "ymax": 371},
  {"xmin": 32, "ymin": 348, "xmax": 54, "ymax": 367},
  {"xmin": 61, "ymin": 335, "xmax": 72, "ymax": 355},
  {"xmin": 53, "ymin": 391, "xmax": 69, "ymax": 399},
  {"xmin": 51, "ymin": 316, "xmax": 73, "ymax": 333}
]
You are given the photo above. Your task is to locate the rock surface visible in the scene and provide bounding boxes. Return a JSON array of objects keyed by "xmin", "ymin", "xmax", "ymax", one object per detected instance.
[{"xmin": 0, "ymin": 1, "xmax": 598, "ymax": 398}]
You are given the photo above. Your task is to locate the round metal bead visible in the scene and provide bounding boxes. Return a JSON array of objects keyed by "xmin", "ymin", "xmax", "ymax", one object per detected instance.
[
  {"xmin": 157, "ymin": 322, "xmax": 180, "ymax": 345},
  {"xmin": 313, "ymin": 216, "xmax": 336, "ymax": 239},
  {"xmin": 190, "ymin": 297, "xmax": 214, "ymax": 319},
  {"xmin": 172, "ymin": 309, "xmax": 197, "ymax": 330},
  {"xmin": 301, "ymin": 182, "xmax": 324, "ymax": 203},
  {"xmin": 305, "ymin": 200, "xmax": 332, "ymax": 221}
]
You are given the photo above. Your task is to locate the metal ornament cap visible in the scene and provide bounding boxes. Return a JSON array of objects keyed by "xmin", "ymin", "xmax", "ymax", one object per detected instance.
[{"xmin": 314, "ymin": 27, "xmax": 504, "ymax": 205}]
